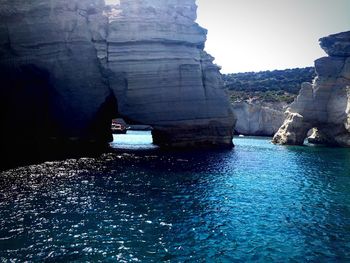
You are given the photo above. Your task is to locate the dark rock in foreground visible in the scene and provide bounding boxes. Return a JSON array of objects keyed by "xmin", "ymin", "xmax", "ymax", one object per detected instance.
[{"xmin": 0, "ymin": 0, "xmax": 235, "ymax": 168}]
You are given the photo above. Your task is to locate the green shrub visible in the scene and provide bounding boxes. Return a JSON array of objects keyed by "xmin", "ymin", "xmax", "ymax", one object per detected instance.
[{"xmin": 224, "ymin": 67, "xmax": 315, "ymax": 103}]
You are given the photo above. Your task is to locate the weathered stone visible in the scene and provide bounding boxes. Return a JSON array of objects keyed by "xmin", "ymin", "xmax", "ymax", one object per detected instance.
[
  {"xmin": 341, "ymin": 57, "xmax": 350, "ymax": 80},
  {"xmin": 104, "ymin": 0, "xmax": 235, "ymax": 148},
  {"xmin": 307, "ymin": 128, "xmax": 332, "ymax": 145},
  {"xmin": 0, "ymin": 0, "xmax": 113, "ymax": 143},
  {"xmin": 315, "ymin": 57, "xmax": 345, "ymax": 78},
  {"xmin": 0, "ymin": 0, "xmax": 235, "ymax": 168},
  {"xmin": 320, "ymin": 31, "xmax": 350, "ymax": 57},
  {"xmin": 273, "ymin": 112, "xmax": 312, "ymax": 145},
  {"xmin": 273, "ymin": 31, "xmax": 350, "ymax": 147},
  {"xmin": 232, "ymin": 102, "xmax": 285, "ymax": 136}
]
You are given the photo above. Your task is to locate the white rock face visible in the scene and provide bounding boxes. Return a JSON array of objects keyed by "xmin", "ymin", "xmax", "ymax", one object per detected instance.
[
  {"xmin": 232, "ymin": 102, "xmax": 286, "ymax": 136},
  {"xmin": 103, "ymin": 0, "xmax": 235, "ymax": 147},
  {"xmin": 0, "ymin": 0, "xmax": 236, "ymax": 162},
  {"xmin": 273, "ymin": 31, "xmax": 350, "ymax": 147}
]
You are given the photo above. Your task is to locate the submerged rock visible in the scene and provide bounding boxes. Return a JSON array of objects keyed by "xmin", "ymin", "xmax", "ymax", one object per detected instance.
[
  {"xmin": 273, "ymin": 31, "xmax": 350, "ymax": 147},
  {"xmin": 0, "ymin": 0, "xmax": 235, "ymax": 168}
]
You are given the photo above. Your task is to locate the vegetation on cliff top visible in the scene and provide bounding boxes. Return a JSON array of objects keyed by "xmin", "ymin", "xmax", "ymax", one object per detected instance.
[{"xmin": 223, "ymin": 67, "xmax": 316, "ymax": 103}]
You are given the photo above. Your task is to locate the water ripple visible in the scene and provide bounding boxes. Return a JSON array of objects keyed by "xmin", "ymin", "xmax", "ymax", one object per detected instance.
[{"xmin": 0, "ymin": 136, "xmax": 350, "ymax": 261}]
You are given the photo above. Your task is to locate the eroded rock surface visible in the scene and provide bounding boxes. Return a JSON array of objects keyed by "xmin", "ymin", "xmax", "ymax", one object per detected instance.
[
  {"xmin": 0, "ymin": 0, "xmax": 117, "ymax": 168},
  {"xmin": 273, "ymin": 31, "xmax": 350, "ymax": 147},
  {"xmin": 0, "ymin": 0, "xmax": 235, "ymax": 168},
  {"xmin": 307, "ymin": 128, "xmax": 333, "ymax": 145},
  {"xmin": 232, "ymin": 101, "xmax": 286, "ymax": 136},
  {"xmin": 104, "ymin": 0, "xmax": 235, "ymax": 147}
]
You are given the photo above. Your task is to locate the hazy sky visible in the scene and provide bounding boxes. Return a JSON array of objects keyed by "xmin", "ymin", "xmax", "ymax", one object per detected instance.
[{"xmin": 196, "ymin": 0, "xmax": 350, "ymax": 73}]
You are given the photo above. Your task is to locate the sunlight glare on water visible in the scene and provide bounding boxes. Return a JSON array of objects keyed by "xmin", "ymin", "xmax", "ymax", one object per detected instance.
[
  {"xmin": 110, "ymin": 130, "xmax": 158, "ymax": 150},
  {"xmin": 0, "ymin": 133, "xmax": 350, "ymax": 261}
]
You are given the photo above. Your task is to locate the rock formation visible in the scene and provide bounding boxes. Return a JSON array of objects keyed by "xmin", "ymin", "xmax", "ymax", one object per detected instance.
[
  {"xmin": 0, "ymin": 0, "xmax": 235, "ymax": 167},
  {"xmin": 307, "ymin": 128, "xmax": 333, "ymax": 145},
  {"xmin": 103, "ymin": 0, "xmax": 235, "ymax": 147},
  {"xmin": 232, "ymin": 101, "xmax": 286, "ymax": 136},
  {"xmin": 0, "ymin": 0, "xmax": 117, "ymax": 167},
  {"xmin": 273, "ymin": 31, "xmax": 350, "ymax": 147}
]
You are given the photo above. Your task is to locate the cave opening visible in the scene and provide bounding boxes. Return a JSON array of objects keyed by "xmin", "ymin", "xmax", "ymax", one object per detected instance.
[
  {"xmin": 110, "ymin": 118, "xmax": 156, "ymax": 150},
  {"xmin": 306, "ymin": 127, "xmax": 333, "ymax": 146}
]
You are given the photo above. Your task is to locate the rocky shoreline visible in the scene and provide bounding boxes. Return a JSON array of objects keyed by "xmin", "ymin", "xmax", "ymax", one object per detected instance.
[{"xmin": 273, "ymin": 31, "xmax": 350, "ymax": 147}]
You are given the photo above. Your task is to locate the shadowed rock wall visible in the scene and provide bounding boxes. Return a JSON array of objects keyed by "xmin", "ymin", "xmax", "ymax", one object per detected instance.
[
  {"xmin": 0, "ymin": 0, "xmax": 118, "ymax": 167},
  {"xmin": 0, "ymin": 0, "xmax": 235, "ymax": 168},
  {"xmin": 273, "ymin": 31, "xmax": 350, "ymax": 146}
]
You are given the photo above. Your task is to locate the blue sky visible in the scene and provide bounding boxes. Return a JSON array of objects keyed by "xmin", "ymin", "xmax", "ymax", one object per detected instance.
[{"xmin": 196, "ymin": 0, "xmax": 350, "ymax": 73}]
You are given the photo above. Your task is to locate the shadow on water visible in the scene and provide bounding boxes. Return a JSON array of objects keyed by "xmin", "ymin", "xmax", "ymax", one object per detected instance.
[
  {"xmin": 1, "ymin": 133, "xmax": 350, "ymax": 261},
  {"xmin": 109, "ymin": 130, "xmax": 236, "ymax": 173}
]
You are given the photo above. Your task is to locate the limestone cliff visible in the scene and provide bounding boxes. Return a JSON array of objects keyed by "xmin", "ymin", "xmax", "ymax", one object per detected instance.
[
  {"xmin": 232, "ymin": 101, "xmax": 286, "ymax": 136},
  {"xmin": 104, "ymin": 0, "xmax": 235, "ymax": 147},
  {"xmin": 273, "ymin": 31, "xmax": 350, "ymax": 147},
  {"xmin": 0, "ymin": 0, "xmax": 116, "ymax": 167},
  {"xmin": 0, "ymin": 0, "xmax": 235, "ymax": 167}
]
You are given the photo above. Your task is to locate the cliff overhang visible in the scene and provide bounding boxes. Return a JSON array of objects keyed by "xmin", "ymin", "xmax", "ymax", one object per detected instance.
[{"xmin": 0, "ymin": 0, "xmax": 235, "ymax": 168}]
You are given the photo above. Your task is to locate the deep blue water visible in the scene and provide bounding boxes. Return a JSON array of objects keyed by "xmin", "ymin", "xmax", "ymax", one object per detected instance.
[{"xmin": 1, "ymin": 131, "xmax": 350, "ymax": 262}]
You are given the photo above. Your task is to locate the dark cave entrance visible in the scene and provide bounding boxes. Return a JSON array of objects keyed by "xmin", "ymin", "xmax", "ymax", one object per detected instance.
[{"xmin": 306, "ymin": 127, "xmax": 333, "ymax": 146}]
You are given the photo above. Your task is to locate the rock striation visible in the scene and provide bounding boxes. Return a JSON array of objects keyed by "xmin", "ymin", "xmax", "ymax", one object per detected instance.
[
  {"xmin": 232, "ymin": 101, "xmax": 286, "ymax": 136},
  {"xmin": 103, "ymin": 0, "xmax": 235, "ymax": 147},
  {"xmin": 0, "ymin": 0, "xmax": 235, "ymax": 167},
  {"xmin": 0, "ymin": 0, "xmax": 116, "ymax": 167},
  {"xmin": 273, "ymin": 31, "xmax": 350, "ymax": 147}
]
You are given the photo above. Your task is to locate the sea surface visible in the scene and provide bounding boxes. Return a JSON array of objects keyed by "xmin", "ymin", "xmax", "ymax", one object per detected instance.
[{"xmin": 1, "ymin": 131, "xmax": 350, "ymax": 262}]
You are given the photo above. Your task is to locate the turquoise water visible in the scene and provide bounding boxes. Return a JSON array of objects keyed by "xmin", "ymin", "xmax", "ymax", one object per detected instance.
[{"xmin": 0, "ymin": 132, "xmax": 350, "ymax": 262}]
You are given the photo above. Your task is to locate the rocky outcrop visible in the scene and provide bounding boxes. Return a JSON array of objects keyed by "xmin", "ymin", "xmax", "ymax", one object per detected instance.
[
  {"xmin": 0, "ymin": 0, "xmax": 235, "ymax": 168},
  {"xmin": 232, "ymin": 101, "xmax": 286, "ymax": 136},
  {"xmin": 104, "ymin": 0, "xmax": 235, "ymax": 147},
  {"xmin": 0, "ymin": 0, "xmax": 117, "ymax": 168},
  {"xmin": 273, "ymin": 31, "xmax": 350, "ymax": 147},
  {"xmin": 307, "ymin": 128, "xmax": 333, "ymax": 145}
]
